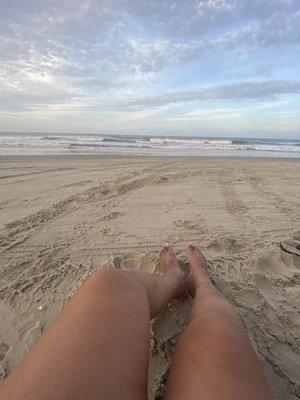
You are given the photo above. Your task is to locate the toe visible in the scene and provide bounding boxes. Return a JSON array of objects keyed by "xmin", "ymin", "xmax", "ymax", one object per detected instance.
[
  {"xmin": 159, "ymin": 243, "xmax": 180, "ymax": 274},
  {"xmin": 159, "ymin": 244, "xmax": 168, "ymax": 260},
  {"xmin": 159, "ymin": 243, "xmax": 175, "ymax": 260},
  {"xmin": 186, "ymin": 243, "xmax": 196, "ymax": 260},
  {"xmin": 186, "ymin": 244, "xmax": 208, "ymax": 269}
]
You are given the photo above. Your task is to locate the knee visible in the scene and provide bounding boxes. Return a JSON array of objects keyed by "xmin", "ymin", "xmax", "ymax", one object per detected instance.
[
  {"xmin": 90, "ymin": 267, "xmax": 132, "ymax": 289},
  {"xmin": 183, "ymin": 312, "xmax": 246, "ymax": 362},
  {"xmin": 86, "ymin": 267, "xmax": 144, "ymax": 299}
]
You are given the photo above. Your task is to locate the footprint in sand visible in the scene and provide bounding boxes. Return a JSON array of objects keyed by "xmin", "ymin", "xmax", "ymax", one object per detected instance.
[
  {"xmin": 107, "ymin": 253, "xmax": 157, "ymax": 273},
  {"xmin": 0, "ymin": 343, "xmax": 9, "ymax": 382},
  {"xmin": 280, "ymin": 238, "xmax": 300, "ymax": 257}
]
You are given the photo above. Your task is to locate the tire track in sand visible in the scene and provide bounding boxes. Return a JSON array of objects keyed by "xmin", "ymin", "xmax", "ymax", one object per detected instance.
[
  {"xmin": 0, "ymin": 163, "xmax": 188, "ymax": 253},
  {"xmin": 219, "ymin": 166, "xmax": 252, "ymax": 224},
  {"xmin": 242, "ymin": 165, "xmax": 297, "ymax": 218}
]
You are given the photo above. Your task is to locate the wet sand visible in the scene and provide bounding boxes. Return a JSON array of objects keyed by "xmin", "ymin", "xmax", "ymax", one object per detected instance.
[{"xmin": 0, "ymin": 155, "xmax": 299, "ymax": 399}]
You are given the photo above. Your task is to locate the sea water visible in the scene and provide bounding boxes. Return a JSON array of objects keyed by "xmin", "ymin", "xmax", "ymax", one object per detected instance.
[{"xmin": 0, "ymin": 133, "xmax": 299, "ymax": 158}]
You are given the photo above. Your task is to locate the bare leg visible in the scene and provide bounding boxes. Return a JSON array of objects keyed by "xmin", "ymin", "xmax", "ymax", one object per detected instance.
[
  {"xmin": 0, "ymin": 245, "xmax": 186, "ymax": 400},
  {"xmin": 165, "ymin": 244, "xmax": 275, "ymax": 400}
]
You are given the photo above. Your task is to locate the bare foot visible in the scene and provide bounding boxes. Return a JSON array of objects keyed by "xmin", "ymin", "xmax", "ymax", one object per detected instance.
[
  {"xmin": 159, "ymin": 244, "xmax": 187, "ymax": 298},
  {"xmin": 187, "ymin": 243, "xmax": 211, "ymax": 296}
]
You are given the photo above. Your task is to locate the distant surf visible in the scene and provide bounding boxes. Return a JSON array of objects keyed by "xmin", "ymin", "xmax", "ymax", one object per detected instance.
[{"xmin": 0, "ymin": 133, "xmax": 299, "ymax": 158}]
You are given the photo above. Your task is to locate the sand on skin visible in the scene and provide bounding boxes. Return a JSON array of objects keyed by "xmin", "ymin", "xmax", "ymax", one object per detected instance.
[{"xmin": 0, "ymin": 155, "xmax": 299, "ymax": 399}]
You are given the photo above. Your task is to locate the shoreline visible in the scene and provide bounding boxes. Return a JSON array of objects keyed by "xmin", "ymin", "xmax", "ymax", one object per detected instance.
[{"xmin": 0, "ymin": 154, "xmax": 299, "ymax": 162}]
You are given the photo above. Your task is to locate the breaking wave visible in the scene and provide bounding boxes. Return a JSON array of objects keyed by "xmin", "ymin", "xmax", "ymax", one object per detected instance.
[{"xmin": 0, "ymin": 133, "xmax": 299, "ymax": 157}]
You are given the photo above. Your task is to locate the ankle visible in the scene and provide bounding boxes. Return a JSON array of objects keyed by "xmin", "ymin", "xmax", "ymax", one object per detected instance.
[{"xmin": 165, "ymin": 269, "xmax": 187, "ymax": 298}]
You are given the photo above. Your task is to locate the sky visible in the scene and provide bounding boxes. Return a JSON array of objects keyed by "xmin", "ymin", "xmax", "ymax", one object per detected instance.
[{"xmin": 0, "ymin": 0, "xmax": 300, "ymax": 138}]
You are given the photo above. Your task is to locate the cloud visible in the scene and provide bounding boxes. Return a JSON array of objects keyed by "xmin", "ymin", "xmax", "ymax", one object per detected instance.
[
  {"xmin": 0, "ymin": 0, "xmax": 299, "ymax": 136},
  {"xmin": 3, "ymin": 79, "xmax": 299, "ymax": 114},
  {"xmin": 102, "ymin": 80, "xmax": 300, "ymax": 111}
]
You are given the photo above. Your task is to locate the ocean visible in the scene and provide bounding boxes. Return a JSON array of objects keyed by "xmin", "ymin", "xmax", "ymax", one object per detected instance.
[{"xmin": 0, "ymin": 133, "xmax": 299, "ymax": 158}]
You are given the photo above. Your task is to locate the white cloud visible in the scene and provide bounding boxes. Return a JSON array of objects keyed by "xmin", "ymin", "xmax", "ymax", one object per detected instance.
[
  {"xmin": 0, "ymin": 0, "xmax": 299, "ymax": 135},
  {"xmin": 99, "ymin": 80, "xmax": 300, "ymax": 111}
]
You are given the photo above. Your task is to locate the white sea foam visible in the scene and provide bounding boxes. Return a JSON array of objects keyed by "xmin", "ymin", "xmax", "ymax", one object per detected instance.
[{"xmin": 0, "ymin": 133, "xmax": 299, "ymax": 157}]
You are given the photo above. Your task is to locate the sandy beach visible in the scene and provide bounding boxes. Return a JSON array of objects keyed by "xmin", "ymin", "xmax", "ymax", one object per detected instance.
[{"xmin": 0, "ymin": 155, "xmax": 299, "ymax": 399}]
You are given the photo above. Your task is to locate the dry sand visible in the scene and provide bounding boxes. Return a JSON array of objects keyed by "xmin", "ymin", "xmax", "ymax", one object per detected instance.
[{"xmin": 0, "ymin": 155, "xmax": 299, "ymax": 399}]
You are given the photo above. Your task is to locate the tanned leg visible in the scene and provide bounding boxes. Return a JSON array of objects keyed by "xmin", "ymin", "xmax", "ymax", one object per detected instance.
[
  {"xmin": 0, "ymin": 245, "xmax": 186, "ymax": 400},
  {"xmin": 165, "ymin": 244, "xmax": 275, "ymax": 400}
]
